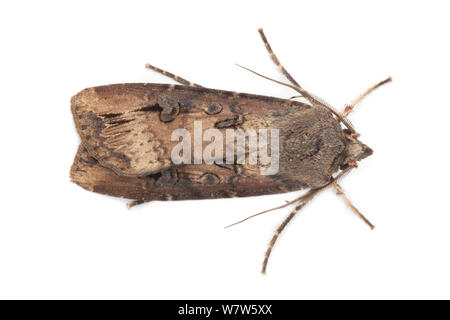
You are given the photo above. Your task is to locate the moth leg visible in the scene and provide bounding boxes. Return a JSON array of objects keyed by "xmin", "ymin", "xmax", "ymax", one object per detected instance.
[
  {"xmin": 262, "ymin": 202, "xmax": 306, "ymax": 274},
  {"xmin": 259, "ymin": 168, "xmax": 355, "ymax": 273},
  {"xmin": 236, "ymin": 63, "xmax": 357, "ymax": 134},
  {"xmin": 342, "ymin": 77, "xmax": 392, "ymax": 116},
  {"xmin": 254, "ymin": 29, "xmax": 357, "ymax": 134},
  {"xmin": 333, "ymin": 183, "xmax": 375, "ymax": 229},
  {"xmin": 145, "ymin": 63, "xmax": 204, "ymax": 88},
  {"xmin": 258, "ymin": 28, "xmax": 302, "ymax": 89},
  {"xmin": 127, "ymin": 199, "xmax": 150, "ymax": 209}
]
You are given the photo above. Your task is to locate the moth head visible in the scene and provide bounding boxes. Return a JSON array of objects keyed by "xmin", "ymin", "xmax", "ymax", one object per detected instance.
[{"xmin": 341, "ymin": 129, "xmax": 373, "ymax": 169}]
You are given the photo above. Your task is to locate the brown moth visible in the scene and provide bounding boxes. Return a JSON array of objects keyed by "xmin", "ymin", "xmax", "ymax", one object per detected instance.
[{"xmin": 70, "ymin": 28, "xmax": 391, "ymax": 273}]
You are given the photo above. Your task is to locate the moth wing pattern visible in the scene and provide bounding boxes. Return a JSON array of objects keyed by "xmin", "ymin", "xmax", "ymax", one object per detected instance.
[
  {"xmin": 70, "ymin": 145, "xmax": 309, "ymax": 201},
  {"xmin": 72, "ymin": 83, "xmax": 346, "ymax": 187}
]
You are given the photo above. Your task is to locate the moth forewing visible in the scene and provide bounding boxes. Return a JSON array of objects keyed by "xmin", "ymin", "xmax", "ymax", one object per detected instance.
[
  {"xmin": 71, "ymin": 145, "xmax": 312, "ymax": 201},
  {"xmin": 71, "ymin": 84, "xmax": 349, "ymax": 187}
]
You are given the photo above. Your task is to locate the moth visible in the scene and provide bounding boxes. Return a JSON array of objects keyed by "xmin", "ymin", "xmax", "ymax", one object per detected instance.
[{"xmin": 70, "ymin": 29, "xmax": 391, "ymax": 273}]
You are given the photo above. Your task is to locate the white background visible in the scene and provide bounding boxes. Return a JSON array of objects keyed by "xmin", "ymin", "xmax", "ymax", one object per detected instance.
[{"xmin": 1, "ymin": 0, "xmax": 449, "ymax": 299}]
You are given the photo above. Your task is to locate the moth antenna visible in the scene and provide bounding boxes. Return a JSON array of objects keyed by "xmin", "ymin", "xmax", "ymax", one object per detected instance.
[
  {"xmin": 235, "ymin": 64, "xmax": 356, "ymax": 134},
  {"xmin": 343, "ymin": 76, "xmax": 392, "ymax": 116},
  {"xmin": 235, "ymin": 63, "xmax": 304, "ymax": 93},
  {"xmin": 145, "ymin": 63, "xmax": 204, "ymax": 88},
  {"xmin": 224, "ymin": 197, "xmax": 303, "ymax": 229},
  {"xmin": 333, "ymin": 183, "xmax": 375, "ymax": 229},
  {"xmin": 288, "ymin": 95, "xmax": 304, "ymax": 100},
  {"xmin": 235, "ymin": 63, "xmax": 319, "ymax": 110},
  {"xmin": 225, "ymin": 187, "xmax": 324, "ymax": 228},
  {"xmin": 225, "ymin": 168, "xmax": 353, "ymax": 229}
]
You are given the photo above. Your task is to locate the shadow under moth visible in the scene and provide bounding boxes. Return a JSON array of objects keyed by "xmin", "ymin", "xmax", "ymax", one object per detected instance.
[{"xmin": 70, "ymin": 28, "xmax": 391, "ymax": 273}]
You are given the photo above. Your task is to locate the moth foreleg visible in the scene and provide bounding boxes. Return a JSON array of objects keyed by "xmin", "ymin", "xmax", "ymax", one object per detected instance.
[
  {"xmin": 342, "ymin": 77, "xmax": 392, "ymax": 116},
  {"xmin": 145, "ymin": 63, "xmax": 204, "ymax": 88},
  {"xmin": 333, "ymin": 182, "xmax": 375, "ymax": 229}
]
